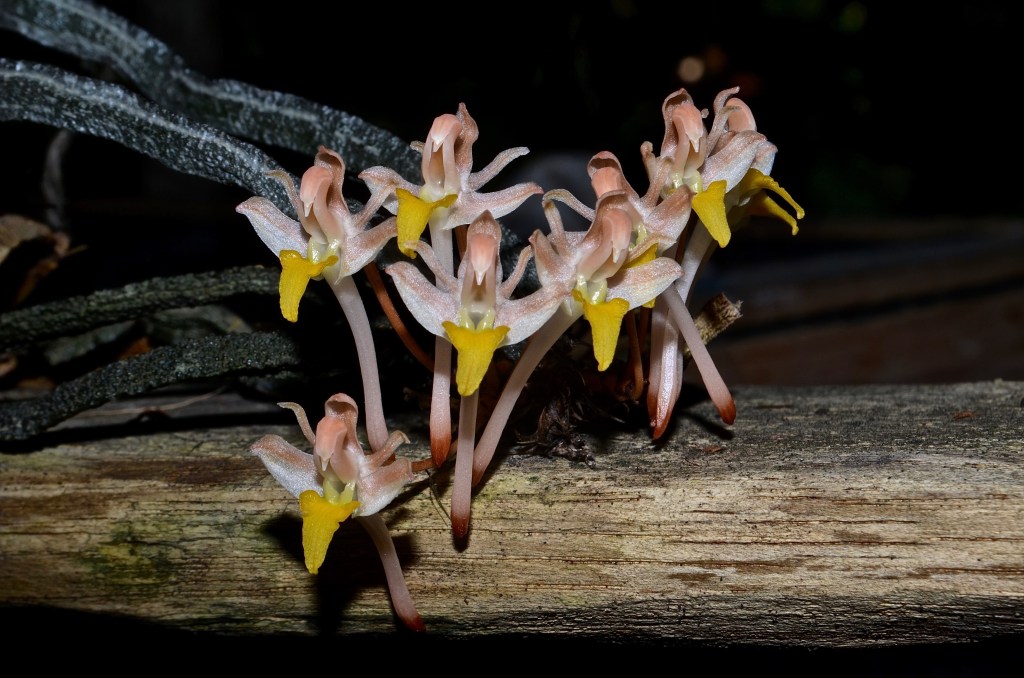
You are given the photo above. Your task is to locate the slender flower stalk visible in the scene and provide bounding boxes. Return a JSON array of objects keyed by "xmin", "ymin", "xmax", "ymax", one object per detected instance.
[{"xmin": 451, "ymin": 389, "xmax": 479, "ymax": 538}]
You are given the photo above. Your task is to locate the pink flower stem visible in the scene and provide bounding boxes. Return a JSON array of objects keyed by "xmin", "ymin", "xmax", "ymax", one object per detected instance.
[
  {"xmin": 663, "ymin": 289, "xmax": 736, "ymax": 425},
  {"xmin": 331, "ymin": 274, "xmax": 389, "ymax": 451},
  {"xmin": 356, "ymin": 514, "xmax": 424, "ymax": 632},
  {"xmin": 428, "ymin": 223, "xmax": 454, "ymax": 466},
  {"xmin": 647, "ymin": 243, "xmax": 678, "ymax": 433},
  {"xmin": 450, "ymin": 389, "xmax": 478, "ymax": 539},
  {"xmin": 471, "ymin": 309, "xmax": 579, "ymax": 486},
  {"xmin": 647, "ymin": 295, "xmax": 683, "ymax": 439},
  {"xmin": 675, "ymin": 225, "xmax": 714, "ymax": 305}
]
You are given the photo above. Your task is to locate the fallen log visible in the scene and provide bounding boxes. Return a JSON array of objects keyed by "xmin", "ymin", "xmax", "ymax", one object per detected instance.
[{"xmin": 1, "ymin": 381, "xmax": 1021, "ymax": 648}]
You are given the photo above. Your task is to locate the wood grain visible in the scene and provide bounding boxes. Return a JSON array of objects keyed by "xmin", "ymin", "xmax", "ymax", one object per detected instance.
[{"xmin": 1, "ymin": 381, "xmax": 1022, "ymax": 646}]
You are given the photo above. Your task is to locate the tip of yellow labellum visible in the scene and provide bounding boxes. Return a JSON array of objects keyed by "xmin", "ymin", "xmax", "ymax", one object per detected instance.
[
  {"xmin": 278, "ymin": 250, "xmax": 338, "ymax": 322},
  {"xmin": 692, "ymin": 180, "xmax": 731, "ymax": 248},
  {"xmin": 737, "ymin": 169, "xmax": 805, "ymax": 234},
  {"xmin": 443, "ymin": 322, "xmax": 509, "ymax": 396},
  {"xmin": 749, "ymin": 193, "xmax": 800, "ymax": 235},
  {"xmin": 574, "ymin": 290, "xmax": 630, "ymax": 371},
  {"xmin": 396, "ymin": 189, "xmax": 457, "ymax": 258},
  {"xmin": 298, "ymin": 490, "xmax": 359, "ymax": 575}
]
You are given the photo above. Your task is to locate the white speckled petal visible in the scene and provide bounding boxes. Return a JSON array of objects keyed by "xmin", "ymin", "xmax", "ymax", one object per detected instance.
[
  {"xmin": 385, "ymin": 262, "xmax": 458, "ymax": 337},
  {"xmin": 250, "ymin": 434, "xmax": 319, "ymax": 499},
  {"xmin": 235, "ymin": 197, "xmax": 306, "ymax": 256}
]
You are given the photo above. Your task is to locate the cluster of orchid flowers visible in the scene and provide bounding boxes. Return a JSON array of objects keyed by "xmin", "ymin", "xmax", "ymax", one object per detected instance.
[{"xmin": 237, "ymin": 86, "xmax": 804, "ymax": 631}]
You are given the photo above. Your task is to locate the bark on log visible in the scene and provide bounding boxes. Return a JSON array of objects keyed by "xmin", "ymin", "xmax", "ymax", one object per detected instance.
[{"xmin": 1, "ymin": 381, "xmax": 1022, "ymax": 648}]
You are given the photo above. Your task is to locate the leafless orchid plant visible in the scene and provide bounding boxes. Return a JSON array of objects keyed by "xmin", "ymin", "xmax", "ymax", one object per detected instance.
[{"xmin": 1, "ymin": 0, "xmax": 803, "ymax": 634}]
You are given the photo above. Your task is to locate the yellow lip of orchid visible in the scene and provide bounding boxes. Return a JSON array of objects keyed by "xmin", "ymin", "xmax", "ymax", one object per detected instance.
[
  {"xmin": 277, "ymin": 249, "xmax": 338, "ymax": 322},
  {"xmin": 395, "ymin": 188, "xmax": 457, "ymax": 258},
  {"xmin": 691, "ymin": 169, "xmax": 805, "ymax": 250},
  {"xmin": 442, "ymin": 320, "xmax": 510, "ymax": 396},
  {"xmin": 732, "ymin": 168, "xmax": 805, "ymax": 234},
  {"xmin": 572, "ymin": 288, "xmax": 630, "ymax": 372},
  {"xmin": 298, "ymin": 489, "xmax": 360, "ymax": 574},
  {"xmin": 691, "ymin": 179, "xmax": 731, "ymax": 248}
]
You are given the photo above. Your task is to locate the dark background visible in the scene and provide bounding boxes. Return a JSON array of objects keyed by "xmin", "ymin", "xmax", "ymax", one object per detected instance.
[
  {"xmin": 6, "ymin": 0, "xmax": 1021, "ymax": 219},
  {"xmin": 2, "ymin": 0, "xmax": 1021, "ymax": 385}
]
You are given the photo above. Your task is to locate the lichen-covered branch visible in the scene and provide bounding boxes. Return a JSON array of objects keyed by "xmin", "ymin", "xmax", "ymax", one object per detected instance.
[
  {"xmin": 0, "ymin": 0, "xmax": 419, "ymax": 179},
  {"xmin": 0, "ymin": 266, "xmax": 278, "ymax": 349},
  {"xmin": 0, "ymin": 58, "xmax": 295, "ymax": 213},
  {"xmin": 2, "ymin": 382, "xmax": 1021, "ymax": 644},
  {"xmin": 0, "ymin": 331, "xmax": 301, "ymax": 440}
]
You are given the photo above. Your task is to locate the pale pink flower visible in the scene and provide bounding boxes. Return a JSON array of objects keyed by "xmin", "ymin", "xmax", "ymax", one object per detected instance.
[
  {"xmin": 360, "ymin": 104, "xmax": 542, "ymax": 257},
  {"xmin": 236, "ymin": 147, "xmax": 396, "ymax": 451},
  {"xmin": 387, "ymin": 212, "xmax": 564, "ymax": 537},
  {"xmin": 471, "ymin": 188, "xmax": 681, "ymax": 490},
  {"xmin": 638, "ymin": 87, "xmax": 805, "ymax": 436},
  {"xmin": 250, "ymin": 393, "xmax": 427, "ymax": 632}
]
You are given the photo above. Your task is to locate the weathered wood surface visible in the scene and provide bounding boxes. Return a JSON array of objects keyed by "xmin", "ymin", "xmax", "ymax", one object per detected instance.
[{"xmin": 1, "ymin": 381, "xmax": 1022, "ymax": 646}]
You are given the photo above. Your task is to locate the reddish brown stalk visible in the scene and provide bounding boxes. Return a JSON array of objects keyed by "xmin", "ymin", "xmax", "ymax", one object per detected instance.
[
  {"xmin": 380, "ymin": 452, "xmax": 435, "ymax": 473},
  {"xmin": 411, "ymin": 458, "xmax": 436, "ymax": 473},
  {"xmin": 363, "ymin": 262, "xmax": 434, "ymax": 372},
  {"xmin": 634, "ymin": 305, "xmax": 652, "ymax": 402}
]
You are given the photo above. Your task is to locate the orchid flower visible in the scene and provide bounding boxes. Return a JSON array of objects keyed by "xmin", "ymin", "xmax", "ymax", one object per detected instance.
[
  {"xmin": 535, "ymin": 186, "xmax": 685, "ymax": 371},
  {"xmin": 583, "ymin": 147, "xmax": 704, "ymax": 435},
  {"xmin": 236, "ymin": 147, "xmax": 396, "ymax": 451},
  {"xmin": 250, "ymin": 393, "xmax": 428, "ymax": 632},
  {"xmin": 388, "ymin": 212, "xmax": 563, "ymax": 398},
  {"xmin": 361, "ymin": 105, "xmax": 542, "ymax": 466},
  {"xmin": 641, "ymin": 86, "xmax": 804, "ymax": 251},
  {"xmin": 471, "ymin": 188, "xmax": 682, "ymax": 488},
  {"xmin": 640, "ymin": 87, "xmax": 805, "ymax": 436},
  {"xmin": 360, "ymin": 104, "xmax": 542, "ymax": 259},
  {"xmin": 387, "ymin": 211, "xmax": 564, "ymax": 536}
]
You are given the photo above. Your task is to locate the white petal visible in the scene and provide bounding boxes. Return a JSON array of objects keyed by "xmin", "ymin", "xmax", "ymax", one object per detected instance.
[
  {"xmin": 386, "ymin": 262, "xmax": 458, "ymax": 337},
  {"xmin": 607, "ymin": 258, "xmax": 682, "ymax": 310},
  {"xmin": 235, "ymin": 198, "xmax": 306, "ymax": 256},
  {"xmin": 702, "ymin": 132, "xmax": 772, "ymax": 192},
  {"xmin": 496, "ymin": 283, "xmax": 567, "ymax": 345},
  {"xmin": 250, "ymin": 435, "xmax": 319, "ymax": 499}
]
